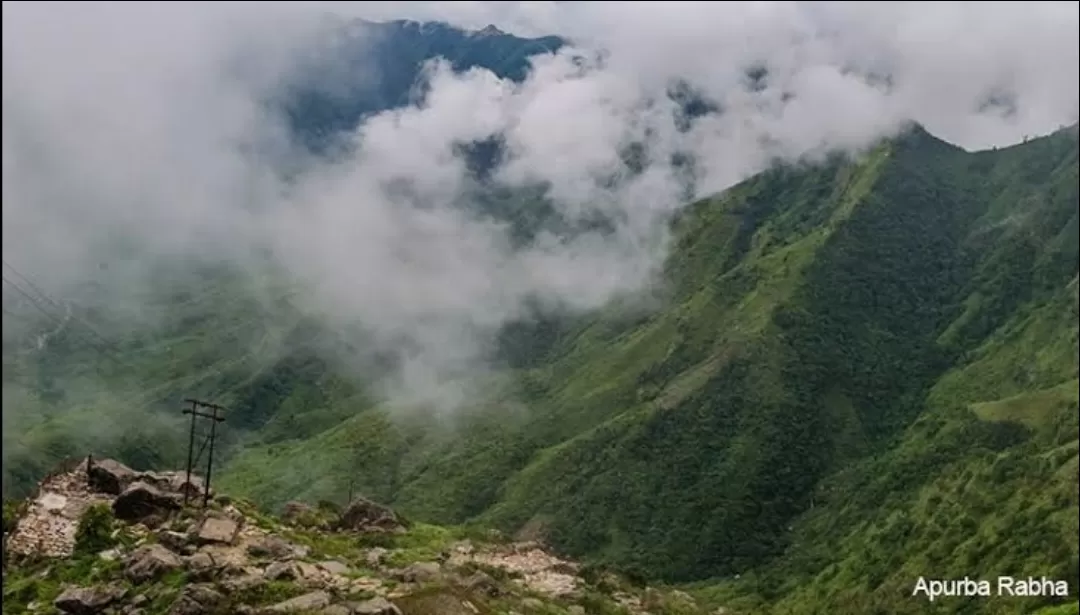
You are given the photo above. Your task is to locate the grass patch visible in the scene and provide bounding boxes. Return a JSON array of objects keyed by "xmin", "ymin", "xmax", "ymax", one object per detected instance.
[
  {"xmin": 1, "ymin": 555, "xmax": 126, "ymax": 612},
  {"xmin": 971, "ymin": 380, "xmax": 1079, "ymax": 430}
]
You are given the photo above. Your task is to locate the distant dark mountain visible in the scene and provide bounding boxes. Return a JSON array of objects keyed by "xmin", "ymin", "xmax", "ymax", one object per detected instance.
[
  {"xmin": 279, "ymin": 19, "xmax": 565, "ymax": 152},
  {"xmin": 276, "ymin": 19, "xmax": 717, "ymax": 164}
]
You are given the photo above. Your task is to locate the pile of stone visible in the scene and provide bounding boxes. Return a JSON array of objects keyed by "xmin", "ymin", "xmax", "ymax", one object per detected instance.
[
  {"xmin": 89, "ymin": 458, "xmax": 209, "ymax": 525},
  {"xmin": 12, "ymin": 459, "xmax": 604, "ymax": 615},
  {"xmin": 447, "ymin": 540, "xmax": 583, "ymax": 599},
  {"xmin": 7, "ymin": 460, "xmax": 115, "ymax": 558},
  {"xmin": 50, "ymin": 499, "xmax": 404, "ymax": 615},
  {"xmin": 6, "ymin": 457, "xmax": 210, "ymax": 560},
  {"xmin": 49, "ymin": 503, "xmax": 529, "ymax": 615}
]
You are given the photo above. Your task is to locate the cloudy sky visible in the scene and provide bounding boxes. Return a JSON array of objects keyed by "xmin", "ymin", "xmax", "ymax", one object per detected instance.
[{"xmin": 2, "ymin": 1, "xmax": 1078, "ymax": 410}]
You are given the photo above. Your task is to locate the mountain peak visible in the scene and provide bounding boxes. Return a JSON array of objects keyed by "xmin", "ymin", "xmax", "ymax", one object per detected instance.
[
  {"xmin": 474, "ymin": 24, "xmax": 506, "ymax": 37},
  {"xmin": 887, "ymin": 120, "xmax": 964, "ymax": 156}
]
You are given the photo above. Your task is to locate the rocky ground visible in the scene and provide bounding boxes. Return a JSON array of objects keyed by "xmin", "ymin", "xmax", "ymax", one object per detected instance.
[{"xmin": 2, "ymin": 458, "xmax": 711, "ymax": 615}]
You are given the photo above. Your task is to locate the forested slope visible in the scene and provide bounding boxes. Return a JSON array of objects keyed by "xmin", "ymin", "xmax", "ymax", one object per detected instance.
[{"xmin": 218, "ymin": 124, "xmax": 1079, "ymax": 613}]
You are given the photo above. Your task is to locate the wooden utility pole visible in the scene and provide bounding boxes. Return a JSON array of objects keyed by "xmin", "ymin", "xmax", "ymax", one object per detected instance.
[
  {"xmin": 183, "ymin": 399, "xmax": 198, "ymax": 505},
  {"xmin": 181, "ymin": 398, "xmax": 226, "ymax": 507}
]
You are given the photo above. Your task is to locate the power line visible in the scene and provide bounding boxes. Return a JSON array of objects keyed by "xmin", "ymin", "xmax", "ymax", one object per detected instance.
[
  {"xmin": 1, "ymin": 273, "xmax": 137, "ymax": 371},
  {"xmin": 3, "ymin": 260, "xmax": 260, "ymax": 486},
  {"xmin": 2, "ymin": 260, "xmax": 67, "ymax": 314},
  {"xmin": 192, "ymin": 428, "xmax": 212, "ymax": 468},
  {"xmin": 2, "ymin": 259, "xmax": 122, "ymax": 354},
  {"xmin": 3, "ymin": 263, "xmax": 249, "ymax": 510},
  {"xmin": 1, "ymin": 306, "xmax": 41, "ymax": 323},
  {"xmin": 2, "ymin": 275, "xmax": 69, "ymax": 329}
]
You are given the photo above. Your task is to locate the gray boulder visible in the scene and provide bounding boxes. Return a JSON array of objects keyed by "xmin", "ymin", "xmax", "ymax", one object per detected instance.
[
  {"xmin": 184, "ymin": 551, "xmax": 219, "ymax": 581},
  {"xmin": 263, "ymin": 561, "xmax": 297, "ymax": 581},
  {"xmin": 167, "ymin": 584, "xmax": 223, "ymax": 615},
  {"xmin": 113, "ymin": 482, "xmax": 181, "ymax": 522},
  {"xmin": 246, "ymin": 535, "xmax": 307, "ymax": 560},
  {"xmin": 53, "ymin": 584, "xmax": 127, "ymax": 614},
  {"xmin": 264, "ymin": 590, "xmax": 332, "ymax": 613},
  {"xmin": 336, "ymin": 497, "xmax": 405, "ymax": 532},
  {"xmin": 193, "ymin": 516, "xmax": 241, "ymax": 546},
  {"xmin": 124, "ymin": 544, "xmax": 183, "ymax": 583},
  {"xmin": 392, "ymin": 561, "xmax": 442, "ymax": 584},
  {"xmin": 350, "ymin": 597, "xmax": 403, "ymax": 615},
  {"xmin": 87, "ymin": 459, "xmax": 137, "ymax": 495}
]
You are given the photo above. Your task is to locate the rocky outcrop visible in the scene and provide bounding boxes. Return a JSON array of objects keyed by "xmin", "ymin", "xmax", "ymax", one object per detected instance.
[
  {"xmin": 125, "ymin": 543, "xmax": 184, "ymax": 583},
  {"xmin": 157, "ymin": 529, "xmax": 193, "ymax": 554},
  {"xmin": 392, "ymin": 561, "xmax": 442, "ymax": 584},
  {"xmin": 317, "ymin": 560, "xmax": 351, "ymax": 576},
  {"xmin": 87, "ymin": 459, "xmax": 137, "ymax": 495},
  {"xmin": 460, "ymin": 570, "xmax": 503, "ymax": 597},
  {"xmin": 335, "ymin": 497, "xmax": 406, "ymax": 533},
  {"xmin": 135, "ymin": 471, "xmax": 206, "ymax": 500},
  {"xmin": 263, "ymin": 560, "xmax": 297, "ymax": 581},
  {"xmin": 8, "ymin": 459, "xmax": 708, "ymax": 615},
  {"xmin": 264, "ymin": 590, "xmax": 332, "ymax": 613},
  {"xmin": 7, "ymin": 457, "xmax": 223, "ymax": 563},
  {"xmin": 247, "ymin": 535, "xmax": 308, "ymax": 560},
  {"xmin": 194, "ymin": 515, "xmax": 241, "ymax": 546},
  {"xmin": 184, "ymin": 551, "xmax": 219, "ymax": 581},
  {"xmin": 112, "ymin": 482, "xmax": 182, "ymax": 522},
  {"xmin": 53, "ymin": 584, "xmax": 127, "ymax": 614},
  {"xmin": 364, "ymin": 547, "xmax": 390, "ymax": 568},
  {"xmin": 7, "ymin": 461, "xmax": 114, "ymax": 558},
  {"xmin": 447, "ymin": 540, "xmax": 582, "ymax": 598},
  {"xmin": 350, "ymin": 597, "xmax": 402, "ymax": 615},
  {"xmin": 167, "ymin": 584, "xmax": 224, "ymax": 615},
  {"xmin": 86, "ymin": 459, "xmax": 205, "ymax": 501}
]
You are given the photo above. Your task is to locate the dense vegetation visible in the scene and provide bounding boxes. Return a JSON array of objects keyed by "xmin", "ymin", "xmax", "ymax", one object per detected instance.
[{"xmin": 219, "ymin": 124, "xmax": 1080, "ymax": 613}]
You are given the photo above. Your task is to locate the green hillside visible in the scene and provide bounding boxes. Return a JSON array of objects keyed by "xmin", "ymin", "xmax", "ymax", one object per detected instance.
[
  {"xmin": 213, "ymin": 124, "xmax": 1080, "ymax": 612},
  {"xmin": 1, "ymin": 263, "xmax": 300, "ymax": 494},
  {"xmin": 4, "ymin": 123, "xmax": 1077, "ymax": 614}
]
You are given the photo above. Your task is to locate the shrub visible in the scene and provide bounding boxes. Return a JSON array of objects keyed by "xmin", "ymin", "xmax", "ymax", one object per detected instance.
[
  {"xmin": 74, "ymin": 504, "xmax": 117, "ymax": 557},
  {"xmin": 3, "ymin": 499, "xmax": 23, "ymax": 533}
]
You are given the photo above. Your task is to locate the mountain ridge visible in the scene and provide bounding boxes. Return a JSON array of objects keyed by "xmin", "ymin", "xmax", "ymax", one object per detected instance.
[
  {"xmin": 210, "ymin": 123, "xmax": 1077, "ymax": 613},
  {"xmin": 280, "ymin": 17, "xmax": 565, "ymax": 151}
]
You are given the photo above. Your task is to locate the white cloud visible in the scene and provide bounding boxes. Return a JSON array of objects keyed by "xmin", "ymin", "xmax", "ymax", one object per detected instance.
[{"xmin": 2, "ymin": 1, "xmax": 1077, "ymax": 413}]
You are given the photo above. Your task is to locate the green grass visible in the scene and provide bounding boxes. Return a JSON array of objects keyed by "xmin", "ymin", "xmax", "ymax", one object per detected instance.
[
  {"xmin": 972, "ymin": 380, "xmax": 1079, "ymax": 430},
  {"xmin": 211, "ymin": 125, "xmax": 1077, "ymax": 611},
  {"xmin": 2, "ymin": 556, "xmax": 126, "ymax": 613},
  {"xmin": 1032, "ymin": 604, "xmax": 1080, "ymax": 615}
]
